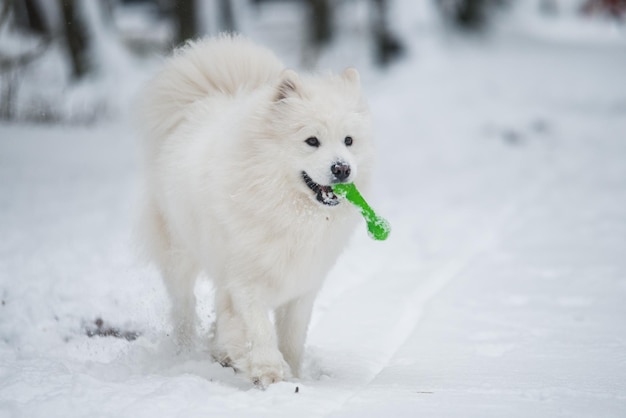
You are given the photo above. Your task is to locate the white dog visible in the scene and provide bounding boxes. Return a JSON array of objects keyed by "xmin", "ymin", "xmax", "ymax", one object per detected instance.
[{"xmin": 137, "ymin": 35, "xmax": 375, "ymax": 387}]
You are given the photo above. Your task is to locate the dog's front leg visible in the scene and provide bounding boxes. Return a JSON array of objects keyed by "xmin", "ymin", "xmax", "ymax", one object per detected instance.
[
  {"xmin": 227, "ymin": 285, "xmax": 291, "ymax": 388},
  {"xmin": 275, "ymin": 291, "xmax": 317, "ymax": 378}
]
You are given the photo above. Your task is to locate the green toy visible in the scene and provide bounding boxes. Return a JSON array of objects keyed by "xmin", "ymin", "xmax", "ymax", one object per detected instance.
[{"xmin": 333, "ymin": 183, "xmax": 391, "ymax": 241}]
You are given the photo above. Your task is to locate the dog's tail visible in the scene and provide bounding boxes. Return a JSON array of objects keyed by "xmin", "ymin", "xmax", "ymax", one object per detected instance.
[{"xmin": 138, "ymin": 34, "xmax": 284, "ymax": 145}]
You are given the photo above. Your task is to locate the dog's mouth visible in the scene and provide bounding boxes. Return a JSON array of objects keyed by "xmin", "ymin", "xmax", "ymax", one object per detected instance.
[{"xmin": 302, "ymin": 171, "xmax": 339, "ymax": 206}]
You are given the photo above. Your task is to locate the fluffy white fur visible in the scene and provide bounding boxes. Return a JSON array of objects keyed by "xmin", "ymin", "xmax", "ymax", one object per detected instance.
[{"xmin": 136, "ymin": 35, "xmax": 375, "ymax": 387}]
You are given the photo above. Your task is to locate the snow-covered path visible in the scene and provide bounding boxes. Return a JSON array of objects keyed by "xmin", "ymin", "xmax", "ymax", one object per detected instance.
[
  {"xmin": 1, "ymin": 31, "xmax": 626, "ymax": 417},
  {"xmin": 328, "ymin": 36, "xmax": 626, "ymax": 416}
]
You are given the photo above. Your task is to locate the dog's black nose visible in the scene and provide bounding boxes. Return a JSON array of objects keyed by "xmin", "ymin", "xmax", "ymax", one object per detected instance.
[{"xmin": 331, "ymin": 162, "xmax": 351, "ymax": 182}]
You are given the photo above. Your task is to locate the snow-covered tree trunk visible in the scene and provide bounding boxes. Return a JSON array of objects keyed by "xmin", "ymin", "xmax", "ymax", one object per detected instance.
[
  {"xmin": 175, "ymin": 0, "xmax": 199, "ymax": 45},
  {"xmin": 371, "ymin": 0, "xmax": 404, "ymax": 66},
  {"xmin": 58, "ymin": 0, "xmax": 92, "ymax": 80},
  {"xmin": 19, "ymin": 0, "xmax": 50, "ymax": 36},
  {"xmin": 308, "ymin": 0, "xmax": 332, "ymax": 47},
  {"xmin": 437, "ymin": 0, "xmax": 490, "ymax": 30}
]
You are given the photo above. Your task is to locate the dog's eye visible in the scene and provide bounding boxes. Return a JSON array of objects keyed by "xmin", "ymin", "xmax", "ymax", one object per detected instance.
[
  {"xmin": 344, "ymin": 136, "xmax": 353, "ymax": 146},
  {"xmin": 305, "ymin": 137, "xmax": 320, "ymax": 147}
]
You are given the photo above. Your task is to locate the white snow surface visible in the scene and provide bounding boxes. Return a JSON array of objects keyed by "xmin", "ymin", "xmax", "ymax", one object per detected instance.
[{"xmin": 2, "ymin": 11, "xmax": 626, "ymax": 418}]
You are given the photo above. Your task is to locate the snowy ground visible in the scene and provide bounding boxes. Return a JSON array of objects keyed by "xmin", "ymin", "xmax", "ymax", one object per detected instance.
[{"xmin": 2, "ymin": 7, "xmax": 626, "ymax": 418}]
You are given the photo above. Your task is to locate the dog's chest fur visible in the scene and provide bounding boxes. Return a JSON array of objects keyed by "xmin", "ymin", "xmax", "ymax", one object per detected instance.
[{"xmin": 216, "ymin": 196, "xmax": 357, "ymax": 307}]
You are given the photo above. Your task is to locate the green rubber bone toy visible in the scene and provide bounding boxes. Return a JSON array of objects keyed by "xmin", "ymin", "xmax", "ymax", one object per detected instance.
[{"xmin": 333, "ymin": 183, "xmax": 391, "ymax": 241}]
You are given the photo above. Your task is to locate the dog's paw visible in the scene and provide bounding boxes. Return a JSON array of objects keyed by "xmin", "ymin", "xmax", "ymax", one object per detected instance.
[
  {"xmin": 212, "ymin": 352, "xmax": 235, "ymax": 369},
  {"xmin": 249, "ymin": 363, "xmax": 290, "ymax": 389},
  {"xmin": 247, "ymin": 352, "xmax": 292, "ymax": 389}
]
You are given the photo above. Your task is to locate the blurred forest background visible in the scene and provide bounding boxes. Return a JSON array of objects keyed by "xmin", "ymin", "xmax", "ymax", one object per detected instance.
[{"xmin": 0, "ymin": 0, "xmax": 624, "ymax": 124}]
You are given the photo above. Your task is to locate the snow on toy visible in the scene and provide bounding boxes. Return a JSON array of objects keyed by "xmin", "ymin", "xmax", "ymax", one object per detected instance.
[{"xmin": 333, "ymin": 183, "xmax": 391, "ymax": 241}]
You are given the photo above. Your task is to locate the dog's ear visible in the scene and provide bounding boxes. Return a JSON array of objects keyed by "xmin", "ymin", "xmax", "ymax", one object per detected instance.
[
  {"xmin": 341, "ymin": 67, "xmax": 360, "ymax": 87},
  {"xmin": 275, "ymin": 69, "xmax": 302, "ymax": 102}
]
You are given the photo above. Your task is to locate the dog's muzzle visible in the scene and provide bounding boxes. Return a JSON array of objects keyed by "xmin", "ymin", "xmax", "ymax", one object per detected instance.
[{"xmin": 302, "ymin": 171, "xmax": 339, "ymax": 206}]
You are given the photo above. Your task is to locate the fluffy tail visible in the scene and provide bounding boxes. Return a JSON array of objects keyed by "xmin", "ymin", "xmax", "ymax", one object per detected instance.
[
  {"xmin": 138, "ymin": 34, "xmax": 284, "ymax": 145},
  {"xmin": 135, "ymin": 35, "xmax": 284, "ymax": 263}
]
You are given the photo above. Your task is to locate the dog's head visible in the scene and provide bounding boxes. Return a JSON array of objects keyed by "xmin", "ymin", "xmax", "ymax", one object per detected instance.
[{"xmin": 267, "ymin": 68, "xmax": 374, "ymax": 207}]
